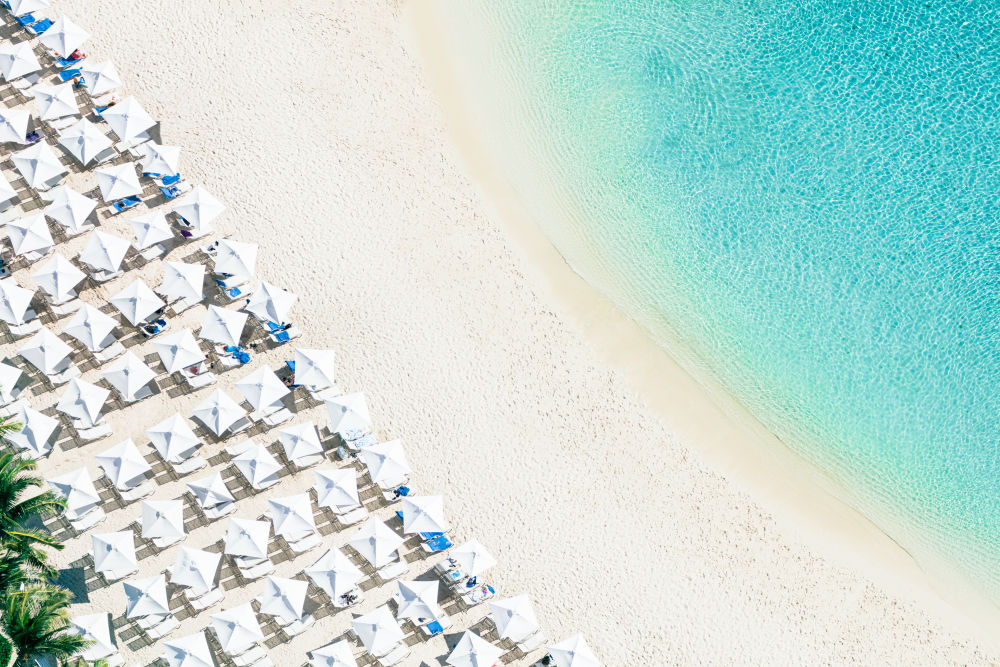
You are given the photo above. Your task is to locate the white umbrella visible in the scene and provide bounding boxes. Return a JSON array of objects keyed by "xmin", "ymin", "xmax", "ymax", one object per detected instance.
[
  {"xmin": 56, "ymin": 377, "xmax": 109, "ymax": 427},
  {"xmin": 293, "ymin": 348, "xmax": 336, "ymax": 389},
  {"xmin": 0, "ymin": 362, "xmax": 24, "ymax": 405},
  {"xmin": 232, "ymin": 441, "xmax": 282, "ymax": 489},
  {"xmin": 124, "ymin": 573, "xmax": 170, "ymax": 618},
  {"xmin": 79, "ymin": 61, "xmax": 122, "ymax": 97},
  {"xmin": 0, "ymin": 107, "xmax": 29, "ymax": 143},
  {"xmin": 192, "ymin": 389, "xmax": 246, "ymax": 436},
  {"xmin": 58, "ymin": 118, "xmax": 113, "ymax": 166},
  {"xmin": 172, "ymin": 187, "xmax": 224, "ymax": 233},
  {"xmin": 8, "ymin": 214, "xmax": 54, "ymax": 255},
  {"xmin": 199, "ymin": 305, "xmax": 247, "ymax": 347},
  {"xmin": 7, "ymin": 404, "xmax": 57, "ymax": 457},
  {"xmin": 234, "ymin": 365, "xmax": 288, "ymax": 411},
  {"xmin": 62, "ymin": 303, "xmax": 117, "ymax": 351},
  {"xmin": 80, "ymin": 231, "xmax": 131, "ymax": 273},
  {"xmin": 95, "ymin": 163, "xmax": 142, "ymax": 202},
  {"xmin": 347, "ymin": 518, "xmax": 404, "ymax": 568},
  {"xmin": 186, "ymin": 472, "xmax": 234, "ymax": 509},
  {"xmin": 8, "ymin": 0, "xmax": 50, "ymax": 17},
  {"xmin": 12, "ymin": 140, "xmax": 66, "ymax": 189},
  {"xmin": 358, "ymin": 440, "xmax": 411, "ymax": 486},
  {"xmin": 313, "ymin": 468, "xmax": 360, "ymax": 511},
  {"xmin": 147, "ymin": 413, "xmax": 201, "ymax": 463},
  {"xmin": 548, "ymin": 635, "xmax": 600, "ymax": 667},
  {"xmin": 351, "ymin": 605, "xmax": 404, "ymax": 658},
  {"xmin": 244, "ymin": 282, "xmax": 297, "ymax": 324},
  {"xmin": 101, "ymin": 96, "xmax": 154, "ymax": 141},
  {"xmin": 170, "ymin": 547, "xmax": 221, "ymax": 591},
  {"xmin": 44, "ymin": 186, "xmax": 97, "ymax": 232},
  {"xmin": 159, "ymin": 261, "xmax": 205, "ymax": 301},
  {"xmin": 213, "ymin": 238, "xmax": 257, "ymax": 277},
  {"xmin": 395, "ymin": 579, "xmax": 442, "ymax": 621},
  {"xmin": 39, "ymin": 16, "xmax": 90, "ymax": 58},
  {"xmin": 310, "ymin": 642, "xmax": 357, "ymax": 667},
  {"xmin": 446, "ymin": 631, "xmax": 504, "ymax": 667},
  {"xmin": 325, "ymin": 393, "xmax": 372, "ymax": 438},
  {"xmin": 69, "ymin": 613, "xmax": 116, "ymax": 662},
  {"xmin": 162, "ymin": 633, "xmax": 214, "ymax": 667},
  {"xmin": 111, "ymin": 279, "xmax": 164, "ymax": 326},
  {"xmin": 130, "ymin": 211, "xmax": 174, "ymax": 250},
  {"xmin": 304, "ymin": 548, "xmax": 362, "ymax": 601},
  {"xmin": 0, "ymin": 171, "xmax": 15, "ymax": 204},
  {"xmin": 32, "ymin": 82, "xmax": 77, "ymax": 121},
  {"xmin": 18, "ymin": 327, "xmax": 72, "ymax": 374},
  {"xmin": 489, "ymin": 595, "xmax": 539, "ymax": 641},
  {"xmin": 141, "ymin": 499, "xmax": 185, "ymax": 540},
  {"xmin": 31, "ymin": 254, "xmax": 85, "ymax": 302},
  {"xmin": 401, "ymin": 495, "xmax": 450, "ymax": 535},
  {"xmin": 0, "ymin": 42, "xmax": 40, "ymax": 81},
  {"xmin": 211, "ymin": 603, "xmax": 264, "ymax": 655},
  {"xmin": 101, "ymin": 351, "xmax": 156, "ymax": 401},
  {"xmin": 96, "ymin": 439, "xmax": 151, "ymax": 489},
  {"xmin": 268, "ymin": 494, "xmax": 316, "ymax": 538},
  {"xmin": 140, "ymin": 142, "xmax": 180, "ymax": 176},
  {"xmin": 0, "ymin": 278, "xmax": 34, "ymax": 325},
  {"xmin": 48, "ymin": 468, "xmax": 100, "ymax": 516},
  {"xmin": 91, "ymin": 531, "xmax": 136, "ymax": 575},
  {"xmin": 257, "ymin": 576, "xmax": 308, "ymax": 623},
  {"xmin": 153, "ymin": 328, "xmax": 205, "ymax": 373},
  {"xmin": 450, "ymin": 540, "xmax": 497, "ymax": 578},
  {"xmin": 224, "ymin": 517, "xmax": 270, "ymax": 559},
  {"xmin": 277, "ymin": 421, "xmax": 323, "ymax": 463}
]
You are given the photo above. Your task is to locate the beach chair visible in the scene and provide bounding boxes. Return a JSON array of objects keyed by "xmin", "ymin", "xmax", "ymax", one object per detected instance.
[
  {"xmin": 119, "ymin": 479, "xmax": 156, "ymax": 503},
  {"xmin": 139, "ymin": 243, "xmax": 168, "ymax": 262},
  {"xmin": 144, "ymin": 615, "xmax": 179, "ymax": 640},
  {"xmin": 46, "ymin": 362, "xmax": 82, "ymax": 387},
  {"xmin": 516, "ymin": 631, "xmax": 547, "ymax": 654},
  {"xmin": 287, "ymin": 531, "xmax": 322, "ymax": 554},
  {"xmin": 153, "ymin": 172, "xmax": 182, "ymax": 186},
  {"xmin": 152, "ymin": 533, "xmax": 185, "ymax": 550},
  {"xmin": 104, "ymin": 653, "xmax": 124, "ymax": 667},
  {"xmin": 90, "ymin": 268, "xmax": 123, "ymax": 283},
  {"xmin": 24, "ymin": 17, "xmax": 51, "ymax": 34},
  {"xmin": 203, "ymin": 500, "xmax": 236, "ymax": 520},
  {"xmin": 238, "ymin": 560, "xmax": 274, "ymax": 581},
  {"xmin": 69, "ymin": 506, "xmax": 106, "ymax": 533},
  {"xmin": 110, "ymin": 195, "xmax": 142, "ymax": 214},
  {"xmin": 14, "ymin": 14, "xmax": 35, "ymax": 26},
  {"xmin": 159, "ymin": 181, "xmax": 192, "ymax": 200},
  {"xmin": 334, "ymin": 506, "xmax": 368, "ymax": 527},
  {"xmin": 56, "ymin": 55, "xmax": 84, "ymax": 68},
  {"xmin": 231, "ymin": 646, "xmax": 265, "ymax": 667},
  {"xmin": 280, "ymin": 615, "xmax": 315, "ymax": 638},
  {"xmin": 58, "ymin": 68, "xmax": 82, "ymax": 82},
  {"xmin": 137, "ymin": 613, "xmax": 170, "ymax": 631},
  {"xmin": 8, "ymin": 318, "xmax": 42, "ymax": 338},
  {"xmin": 422, "ymin": 536, "xmax": 454, "ymax": 553},
  {"xmin": 188, "ymin": 587, "xmax": 224, "ymax": 611},
  {"xmin": 93, "ymin": 340, "xmax": 126, "ymax": 363},
  {"xmin": 74, "ymin": 421, "xmax": 111, "ymax": 443},
  {"xmin": 419, "ymin": 616, "xmax": 452, "ymax": 637},
  {"xmin": 172, "ymin": 455, "xmax": 207, "ymax": 476},
  {"xmin": 375, "ymin": 645, "xmax": 410, "ymax": 667},
  {"xmin": 261, "ymin": 408, "xmax": 293, "ymax": 427},
  {"xmin": 268, "ymin": 327, "xmax": 301, "ymax": 345},
  {"xmin": 376, "ymin": 558, "xmax": 408, "ymax": 583}
]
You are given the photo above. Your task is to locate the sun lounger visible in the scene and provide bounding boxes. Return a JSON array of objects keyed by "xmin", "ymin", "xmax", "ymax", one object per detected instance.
[
  {"xmin": 188, "ymin": 587, "xmax": 224, "ymax": 611},
  {"xmin": 246, "ymin": 656, "xmax": 273, "ymax": 667},
  {"xmin": 139, "ymin": 243, "xmax": 168, "ymax": 262},
  {"xmin": 69, "ymin": 507, "xmax": 106, "ymax": 533},
  {"xmin": 460, "ymin": 584, "xmax": 496, "ymax": 607},
  {"xmin": 14, "ymin": 14, "xmax": 36, "ymax": 26},
  {"xmin": 118, "ymin": 479, "xmax": 155, "ymax": 503},
  {"xmin": 152, "ymin": 533, "xmax": 185, "ymax": 549},
  {"xmin": 376, "ymin": 644, "xmax": 410, "ymax": 667},
  {"xmin": 90, "ymin": 268, "xmax": 123, "ymax": 283},
  {"xmin": 228, "ymin": 416, "xmax": 253, "ymax": 435},
  {"xmin": 7, "ymin": 319, "xmax": 42, "ymax": 338},
  {"xmin": 159, "ymin": 181, "xmax": 193, "ymax": 200},
  {"xmin": 333, "ymin": 506, "xmax": 368, "ymax": 527},
  {"xmin": 376, "ymin": 559, "xmax": 408, "ymax": 583},
  {"xmin": 172, "ymin": 455, "xmax": 207, "ymax": 476},
  {"xmin": 203, "ymin": 501, "xmax": 236, "ymax": 520},
  {"xmin": 110, "ymin": 196, "xmax": 142, "ymax": 215},
  {"xmin": 114, "ymin": 134, "xmax": 150, "ymax": 153},
  {"xmin": 287, "ymin": 532, "xmax": 321, "ymax": 554},
  {"xmin": 231, "ymin": 646, "xmax": 265, "ymax": 667},
  {"xmin": 24, "ymin": 17, "xmax": 52, "ymax": 34},
  {"xmin": 281, "ymin": 615, "xmax": 314, "ymax": 638},
  {"xmin": 268, "ymin": 327, "xmax": 301, "ymax": 345},
  {"xmin": 58, "ymin": 69, "xmax": 82, "ymax": 82},
  {"xmin": 516, "ymin": 631, "xmax": 546, "ymax": 653},
  {"xmin": 49, "ymin": 115, "xmax": 78, "ymax": 131},
  {"xmin": 101, "ymin": 564, "xmax": 138, "ymax": 583},
  {"xmin": 56, "ymin": 56, "xmax": 84, "ymax": 69},
  {"xmin": 238, "ymin": 560, "xmax": 274, "ymax": 581},
  {"xmin": 11, "ymin": 73, "xmax": 41, "ymax": 92},
  {"xmin": 50, "ymin": 298, "xmax": 82, "ymax": 318},
  {"xmin": 419, "ymin": 616, "xmax": 452, "ymax": 636},
  {"xmin": 104, "ymin": 653, "xmax": 124, "ymax": 667},
  {"xmin": 144, "ymin": 615, "xmax": 179, "ymax": 640},
  {"xmin": 185, "ymin": 372, "xmax": 216, "ymax": 389},
  {"xmin": 76, "ymin": 421, "xmax": 111, "ymax": 443},
  {"xmin": 290, "ymin": 452, "xmax": 324, "ymax": 470},
  {"xmin": 137, "ymin": 613, "xmax": 170, "ymax": 631},
  {"xmin": 124, "ymin": 384, "xmax": 155, "ymax": 404},
  {"xmin": 93, "ymin": 340, "xmax": 126, "ymax": 363},
  {"xmin": 46, "ymin": 363, "xmax": 82, "ymax": 387}
]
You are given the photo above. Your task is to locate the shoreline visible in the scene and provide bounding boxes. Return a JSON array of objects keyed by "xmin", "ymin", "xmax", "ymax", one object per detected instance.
[{"xmin": 402, "ymin": 0, "xmax": 1000, "ymax": 649}]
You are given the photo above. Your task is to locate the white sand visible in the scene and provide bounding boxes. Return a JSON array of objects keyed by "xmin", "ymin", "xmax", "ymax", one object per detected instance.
[{"xmin": 3, "ymin": 0, "xmax": 994, "ymax": 664}]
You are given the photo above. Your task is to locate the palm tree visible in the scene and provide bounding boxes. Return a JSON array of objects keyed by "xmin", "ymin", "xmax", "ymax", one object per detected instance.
[
  {"xmin": 2, "ymin": 586, "xmax": 90, "ymax": 667},
  {"xmin": 0, "ymin": 451, "xmax": 66, "ymax": 577}
]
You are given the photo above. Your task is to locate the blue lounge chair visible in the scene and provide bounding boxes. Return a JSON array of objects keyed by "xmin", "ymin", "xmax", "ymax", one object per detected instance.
[
  {"xmin": 25, "ymin": 18, "xmax": 52, "ymax": 35},
  {"xmin": 55, "ymin": 56, "xmax": 83, "ymax": 69},
  {"xmin": 424, "ymin": 620, "xmax": 445, "ymax": 636},
  {"xmin": 285, "ymin": 360, "xmax": 295, "ymax": 372},
  {"xmin": 266, "ymin": 321, "xmax": 284, "ymax": 333},
  {"xmin": 270, "ymin": 330, "xmax": 292, "ymax": 344},
  {"xmin": 94, "ymin": 106, "xmax": 108, "ymax": 117},
  {"xmin": 160, "ymin": 173, "xmax": 181, "ymax": 186},
  {"xmin": 14, "ymin": 14, "xmax": 35, "ymax": 26},
  {"xmin": 159, "ymin": 185, "xmax": 183, "ymax": 200},
  {"xmin": 111, "ymin": 196, "xmax": 142, "ymax": 214},
  {"xmin": 215, "ymin": 281, "xmax": 247, "ymax": 300},
  {"xmin": 423, "ymin": 536, "xmax": 453, "ymax": 553},
  {"xmin": 58, "ymin": 69, "xmax": 81, "ymax": 82}
]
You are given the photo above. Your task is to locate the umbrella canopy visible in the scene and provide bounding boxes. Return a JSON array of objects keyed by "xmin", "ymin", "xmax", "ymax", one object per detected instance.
[
  {"xmin": 489, "ymin": 595, "xmax": 540, "ymax": 640},
  {"xmin": 358, "ymin": 440, "xmax": 411, "ymax": 486},
  {"xmin": 101, "ymin": 96, "xmax": 155, "ymax": 141},
  {"xmin": 101, "ymin": 351, "xmax": 156, "ymax": 401},
  {"xmin": 141, "ymin": 499, "xmax": 185, "ymax": 540},
  {"xmin": 140, "ymin": 142, "xmax": 180, "ymax": 176},
  {"xmin": 0, "ymin": 362, "xmax": 24, "ymax": 405},
  {"xmin": 95, "ymin": 162, "xmax": 142, "ymax": 202},
  {"xmin": 147, "ymin": 413, "xmax": 201, "ymax": 463},
  {"xmin": 277, "ymin": 421, "xmax": 322, "ymax": 463},
  {"xmin": 69, "ymin": 613, "xmax": 116, "ymax": 662},
  {"xmin": 211, "ymin": 603, "xmax": 264, "ymax": 655},
  {"xmin": 91, "ymin": 531, "xmax": 136, "ymax": 575},
  {"xmin": 111, "ymin": 280, "xmax": 164, "ymax": 325},
  {"xmin": 224, "ymin": 517, "xmax": 270, "ymax": 559},
  {"xmin": 80, "ymin": 231, "xmax": 131, "ymax": 273},
  {"xmin": 31, "ymin": 254, "xmax": 85, "ymax": 302},
  {"xmin": 186, "ymin": 472, "xmax": 234, "ymax": 509},
  {"xmin": 32, "ymin": 82, "xmax": 78, "ymax": 121},
  {"xmin": 0, "ymin": 42, "xmax": 40, "ymax": 81},
  {"xmin": 58, "ymin": 118, "xmax": 113, "ymax": 166},
  {"xmin": 244, "ymin": 281, "xmax": 296, "ymax": 324},
  {"xmin": 401, "ymin": 495, "xmax": 450, "ymax": 535},
  {"xmin": 44, "ymin": 186, "xmax": 97, "ymax": 232},
  {"xmin": 8, "ymin": 214, "xmax": 54, "ymax": 255},
  {"xmin": 48, "ymin": 468, "xmax": 100, "ymax": 515},
  {"xmin": 130, "ymin": 211, "xmax": 174, "ymax": 250},
  {"xmin": 347, "ymin": 518, "xmax": 404, "ymax": 568},
  {"xmin": 79, "ymin": 60, "xmax": 122, "ymax": 96},
  {"xmin": 153, "ymin": 328, "xmax": 205, "ymax": 373},
  {"xmin": 7, "ymin": 404, "xmax": 57, "ymax": 457},
  {"xmin": 213, "ymin": 238, "xmax": 257, "ymax": 277},
  {"xmin": 267, "ymin": 494, "xmax": 316, "ymax": 538},
  {"xmin": 351, "ymin": 605, "xmax": 404, "ymax": 657},
  {"xmin": 18, "ymin": 327, "xmax": 73, "ymax": 374},
  {"xmin": 446, "ymin": 631, "xmax": 504, "ymax": 667},
  {"xmin": 395, "ymin": 579, "xmax": 443, "ymax": 621},
  {"xmin": 548, "ymin": 635, "xmax": 600, "ymax": 667},
  {"xmin": 56, "ymin": 377, "xmax": 109, "ymax": 427},
  {"xmin": 0, "ymin": 278, "xmax": 35, "ymax": 325},
  {"xmin": 0, "ymin": 107, "xmax": 29, "ymax": 143},
  {"xmin": 13, "ymin": 142, "xmax": 66, "ymax": 190},
  {"xmin": 313, "ymin": 468, "xmax": 360, "ymax": 511},
  {"xmin": 172, "ymin": 187, "xmax": 225, "ymax": 233},
  {"xmin": 310, "ymin": 642, "xmax": 357, "ymax": 667},
  {"xmin": 39, "ymin": 16, "xmax": 90, "ymax": 57},
  {"xmin": 292, "ymin": 348, "xmax": 336, "ymax": 389},
  {"xmin": 8, "ymin": 0, "xmax": 50, "ymax": 17},
  {"xmin": 257, "ymin": 576, "xmax": 308, "ymax": 623},
  {"xmin": 62, "ymin": 303, "xmax": 117, "ymax": 351},
  {"xmin": 233, "ymin": 365, "xmax": 287, "ymax": 411},
  {"xmin": 96, "ymin": 438, "xmax": 152, "ymax": 489},
  {"xmin": 170, "ymin": 547, "xmax": 221, "ymax": 591},
  {"xmin": 450, "ymin": 539, "xmax": 497, "ymax": 578},
  {"xmin": 232, "ymin": 441, "xmax": 282, "ymax": 489},
  {"xmin": 162, "ymin": 633, "xmax": 214, "ymax": 667},
  {"xmin": 159, "ymin": 261, "xmax": 204, "ymax": 300},
  {"xmin": 325, "ymin": 393, "xmax": 372, "ymax": 438},
  {"xmin": 0, "ymin": 171, "xmax": 14, "ymax": 204},
  {"xmin": 304, "ymin": 548, "xmax": 362, "ymax": 601},
  {"xmin": 199, "ymin": 304, "xmax": 247, "ymax": 347},
  {"xmin": 124, "ymin": 573, "xmax": 170, "ymax": 618},
  {"xmin": 192, "ymin": 389, "xmax": 246, "ymax": 436}
]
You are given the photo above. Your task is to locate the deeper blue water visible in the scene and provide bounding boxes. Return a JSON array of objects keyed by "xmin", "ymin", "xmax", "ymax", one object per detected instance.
[{"xmin": 443, "ymin": 1, "xmax": 1000, "ymax": 597}]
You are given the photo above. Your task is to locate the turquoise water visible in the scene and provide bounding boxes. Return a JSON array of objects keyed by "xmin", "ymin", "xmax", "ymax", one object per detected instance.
[{"xmin": 440, "ymin": 1, "xmax": 1000, "ymax": 598}]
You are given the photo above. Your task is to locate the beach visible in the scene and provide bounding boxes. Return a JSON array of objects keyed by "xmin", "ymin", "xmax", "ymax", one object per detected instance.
[{"xmin": 20, "ymin": 0, "xmax": 1000, "ymax": 664}]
